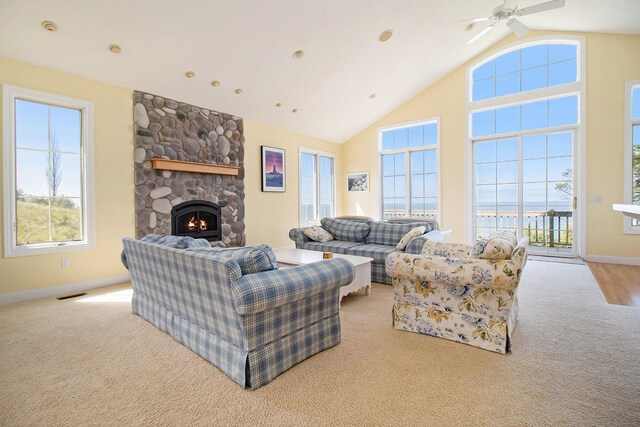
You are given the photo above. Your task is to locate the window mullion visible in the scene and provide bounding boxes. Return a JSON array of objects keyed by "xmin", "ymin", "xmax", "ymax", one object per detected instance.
[{"xmin": 405, "ymin": 150, "xmax": 411, "ymax": 217}]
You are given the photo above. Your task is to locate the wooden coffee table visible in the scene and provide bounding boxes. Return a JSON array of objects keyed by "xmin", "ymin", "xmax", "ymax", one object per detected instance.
[{"xmin": 274, "ymin": 248, "xmax": 373, "ymax": 301}]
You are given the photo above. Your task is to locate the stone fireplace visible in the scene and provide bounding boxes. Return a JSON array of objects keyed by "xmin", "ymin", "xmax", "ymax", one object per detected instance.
[{"xmin": 133, "ymin": 91, "xmax": 245, "ymax": 247}]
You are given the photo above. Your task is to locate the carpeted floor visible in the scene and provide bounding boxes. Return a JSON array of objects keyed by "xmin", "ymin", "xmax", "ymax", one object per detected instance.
[{"xmin": 1, "ymin": 261, "xmax": 639, "ymax": 426}]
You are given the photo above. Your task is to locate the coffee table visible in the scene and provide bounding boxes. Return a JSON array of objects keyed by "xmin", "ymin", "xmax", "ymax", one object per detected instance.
[{"xmin": 274, "ymin": 248, "xmax": 373, "ymax": 301}]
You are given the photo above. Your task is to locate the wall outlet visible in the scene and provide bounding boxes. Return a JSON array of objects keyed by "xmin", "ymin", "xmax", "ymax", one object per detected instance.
[
  {"xmin": 61, "ymin": 257, "xmax": 70, "ymax": 268},
  {"xmin": 589, "ymin": 195, "xmax": 603, "ymax": 203}
]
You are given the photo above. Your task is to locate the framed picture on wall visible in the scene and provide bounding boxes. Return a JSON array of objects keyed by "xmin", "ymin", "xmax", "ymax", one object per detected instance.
[
  {"xmin": 261, "ymin": 146, "xmax": 286, "ymax": 192},
  {"xmin": 347, "ymin": 172, "xmax": 369, "ymax": 192}
]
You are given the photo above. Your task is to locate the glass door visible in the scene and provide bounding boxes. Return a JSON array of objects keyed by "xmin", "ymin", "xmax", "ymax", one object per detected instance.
[{"xmin": 473, "ymin": 130, "xmax": 576, "ymax": 256}]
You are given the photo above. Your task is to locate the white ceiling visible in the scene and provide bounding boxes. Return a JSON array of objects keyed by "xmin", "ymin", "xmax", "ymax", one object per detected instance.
[{"xmin": 1, "ymin": 0, "xmax": 639, "ymax": 143}]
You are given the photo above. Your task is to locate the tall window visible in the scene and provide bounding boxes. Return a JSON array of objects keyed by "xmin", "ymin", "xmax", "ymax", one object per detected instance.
[
  {"xmin": 468, "ymin": 39, "xmax": 582, "ymax": 256},
  {"xmin": 624, "ymin": 81, "xmax": 640, "ymax": 233},
  {"xmin": 3, "ymin": 85, "xmax": 94, "ymax": 257},
  {"xmin": 299, "ymin": 148, "xmax": 335, "ymax": 226},
  {"xmin": 379, "ymin": 120, "xmax": 439, "ymax": 219}
]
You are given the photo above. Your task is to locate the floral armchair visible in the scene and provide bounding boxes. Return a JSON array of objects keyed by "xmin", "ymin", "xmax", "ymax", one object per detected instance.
[{"xmin": 385, "ymin": 236, "xmax": 529, "ymax": 354}]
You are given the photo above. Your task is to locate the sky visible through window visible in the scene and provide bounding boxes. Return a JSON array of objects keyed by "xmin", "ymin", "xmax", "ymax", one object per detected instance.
[
  {"xmin": 381, "ymin": 122, "xmax": 438, "ymax": 218},
  {"xmin": 15, "ymin": 99, "xmax": 83, "ymax": 244},
  {"xmin": 472, "ymin": 44, "xmax": 577, "ymax": 101},
  {"xmin": 16, "ymin": 99, "xmax": 82, "ymax": 200}
]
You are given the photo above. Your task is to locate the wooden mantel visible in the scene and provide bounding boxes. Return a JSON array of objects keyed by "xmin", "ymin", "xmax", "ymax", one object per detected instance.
[{"xmin": 151, "ymin": 159, "xmax": 239, "ymax": 176}]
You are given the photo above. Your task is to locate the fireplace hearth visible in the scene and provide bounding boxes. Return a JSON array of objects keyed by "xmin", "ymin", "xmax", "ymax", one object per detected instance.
[{"xmin": 171, "ymin": 200, "xmax": 221, "ymax": 242}]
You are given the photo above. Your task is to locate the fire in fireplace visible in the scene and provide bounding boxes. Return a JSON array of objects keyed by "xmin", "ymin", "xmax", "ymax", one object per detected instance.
[{"xmin": 171, "ymin": 200, "xmax": 221, "ymax": 241}]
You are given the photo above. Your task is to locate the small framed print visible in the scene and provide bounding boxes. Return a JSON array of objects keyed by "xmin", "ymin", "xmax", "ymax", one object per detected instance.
[
  {"xmin": 261, "ymin": 146, "xmax": 286, "ymax": 192},
  {"xmin": 347, "ymin": 172, "xmax": 369, "ymax": 192}
]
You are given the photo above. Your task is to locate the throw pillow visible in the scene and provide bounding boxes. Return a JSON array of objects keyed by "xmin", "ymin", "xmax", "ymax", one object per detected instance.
[
  {"xmin": 186, "ymin": 244, "xmax": 278, "ymax": 275},
  {"xmin": 396, "ymin": 226, "xmax": 426, "ymax": 251},
  {"xmin": 471, "ymin": 230, "xmax": 517, "ymax": 259},
  {"xmin": 303, "ymin": 226, "xmax": 334, "ymax": 243}
]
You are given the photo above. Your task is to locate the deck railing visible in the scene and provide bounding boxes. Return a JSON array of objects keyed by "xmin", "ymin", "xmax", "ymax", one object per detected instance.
[{"xmin": 383, "ymin": 209, "xmax": 573, "ymax": 248}]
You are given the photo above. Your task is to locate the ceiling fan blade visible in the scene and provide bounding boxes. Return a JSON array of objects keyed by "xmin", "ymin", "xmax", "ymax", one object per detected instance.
[
  {"xmin": 506, "ymin": 18, "xmax": 530, "ymax": 37},
  {"xmin": 458, "ymin": 16, "xmax": 493, "ymax": 23},
  {"xmin": 517, "ymin": 0, "xmax": 565, "ymax": 16},
  {"xmin": 503, "ymin": 0, "xmax": 519, "ymax": 9},
  {"xmin": 466, "ymin": 23, "xmax": 497, "ymax": 45}
]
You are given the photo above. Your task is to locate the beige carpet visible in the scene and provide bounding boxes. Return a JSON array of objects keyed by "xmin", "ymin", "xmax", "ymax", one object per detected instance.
[{"xmin": 1, "ymin": 261, "xmax": 639, "ymax": 426}]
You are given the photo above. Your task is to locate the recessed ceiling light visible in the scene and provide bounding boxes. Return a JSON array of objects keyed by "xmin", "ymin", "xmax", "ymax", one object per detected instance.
[
  {"xmin": 292, "ymin": 108, "xmax": 298, "ymax": 113},
  {"xmin": 235, "ymin": 88, "xmax": 243, "ymax": 94},
  {"xmin": 275, "ymin": 102, "xmax": 282, "ymax": 107},
  {"xmin": 108, "ymin": 44, "xmax": 121, "ymax": 53},
  {"xmin": 185, "ymin": 71, "xmax": 195, "ymax": 78},
  {"xmin": 292, "ymin": 50, "xmax": 304, "ymax": 60},
  {"xmin": 211, "ymin": 80, "xmax": 220, "ymax": 87},
  {"xmin": 379, "ymin": 29, "xmax": 393, "ymax": 42},
  {"xmin": 369, "ymin": 93, "xmax": 376, "ymax": 99},
  {"xmin": 41, "ymin": 21, "xmax": 58, "ymax": 32}
]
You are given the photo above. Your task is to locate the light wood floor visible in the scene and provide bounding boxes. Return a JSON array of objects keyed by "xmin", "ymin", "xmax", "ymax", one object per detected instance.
[{"xmin": 587, "ymin": 262, "xmax": 640, "ymax": 307}]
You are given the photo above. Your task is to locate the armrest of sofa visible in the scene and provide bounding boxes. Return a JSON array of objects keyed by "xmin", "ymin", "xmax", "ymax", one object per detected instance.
[
  {"xmin": 231, "ymin": 258, "xmax": 355, "ymax": 315},
  {"xmin": 385, "ymin": 252, "xmax": 521, "ymax": 291},
  {"xmin": 289, "ymin": 227, "xmax": 311, "ymax": 248}
]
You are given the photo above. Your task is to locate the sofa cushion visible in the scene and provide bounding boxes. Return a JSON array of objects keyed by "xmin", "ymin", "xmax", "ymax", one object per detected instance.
[
  {"xmin": 303, "ymin": 226, "xmax": 334, "ymax": 243},
  {"xmin": 366, "ymin": 221, "xmax": 434, "ymax": 246},
  {"xmin": 186, "ymin": 244, "xmax": 278, "ymax": 275},
  {"xmin": 346, "ymin": 244, "xmax": 396, "ymax": 264},
  {"xmin": 120, "ymin": 234, "xmax": 210, "ymax": 269},
  {"xmin": 303, "ymin": 240, "xmax": 364, "ymax": 254},
  {"xmin": 320, "ymin": 218, "xmax": 370, "ymax": 242}
]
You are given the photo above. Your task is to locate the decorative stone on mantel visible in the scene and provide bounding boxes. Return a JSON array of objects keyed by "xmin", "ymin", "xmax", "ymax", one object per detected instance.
[{"xmin": 133, "ymin": 91, "xmax": 245, "ymax": 247}]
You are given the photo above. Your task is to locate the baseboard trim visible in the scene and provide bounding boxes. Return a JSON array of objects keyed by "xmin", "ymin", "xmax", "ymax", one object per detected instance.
[
  {"xmin": 0, "ymin": 273, "xmax": 131, "ymax": 306},
  {"xmin": 584, "ymin": 255, "xmax": 640, "ymax": 266}
]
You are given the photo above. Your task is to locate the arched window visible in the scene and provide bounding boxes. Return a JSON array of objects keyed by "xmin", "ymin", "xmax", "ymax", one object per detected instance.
[{"xmin": 467, "ymin": 37, "xmax": 584, "ymax": 257}]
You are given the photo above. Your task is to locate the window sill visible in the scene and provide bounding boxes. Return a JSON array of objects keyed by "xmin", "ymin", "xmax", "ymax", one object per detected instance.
[{"xmin": 4, "ymin": 241, "xmax": 95, "ymax": 258}]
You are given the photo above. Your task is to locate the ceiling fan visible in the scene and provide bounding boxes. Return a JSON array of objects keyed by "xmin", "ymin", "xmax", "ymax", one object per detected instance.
[{"xmin": 464, "ymin": 0, "xmax": 566, "ymax": 45}]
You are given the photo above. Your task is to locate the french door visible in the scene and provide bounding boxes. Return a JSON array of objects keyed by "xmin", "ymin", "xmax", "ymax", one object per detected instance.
[{"xmin": 473, "ymin": 129, "xmax": 576, "ymax": 256}]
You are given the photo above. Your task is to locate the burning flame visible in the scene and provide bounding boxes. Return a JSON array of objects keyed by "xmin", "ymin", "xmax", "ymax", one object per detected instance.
[{"xmin": 186, "ymin": 216, "xmax": 207, "ymax": 232}]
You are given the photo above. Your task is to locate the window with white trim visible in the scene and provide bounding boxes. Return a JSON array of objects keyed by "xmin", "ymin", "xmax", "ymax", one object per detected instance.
[
  {"xmin": 624, "ymin": 81, "xmax": 640, "ymax": 233},
  {"xmin": 299, "ymin": 148, "xmax": 335, "ymax": 226},
  {"xmin": 2, "ymin": 85, "xmax": 94, "ymax": 257},
  {"xmin": 379, "ymin": 120, "xmax": 439, "ymax": 220},
  {"xmin": 467, "ymin": 38, "xmax": 583, "ymax": 256}
]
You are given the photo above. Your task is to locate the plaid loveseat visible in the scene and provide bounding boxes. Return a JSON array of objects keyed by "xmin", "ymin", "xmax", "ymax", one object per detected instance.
[
  {"xmin": 122, "ymin": 237, "xmax": 355, "ymax": 389},
  {"xmin": 289, "ymin": 217, "xmax": 440, "ymax": 285}
]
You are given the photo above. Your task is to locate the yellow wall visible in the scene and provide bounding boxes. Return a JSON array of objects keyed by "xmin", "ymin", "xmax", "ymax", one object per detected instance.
[
  {"xmin": 341, "ymin": 31, "xmax": 640, "ymax": 258},
  {"xmin": 0, "ymin": 56, "xmax": 134, "ymax": 295},
  {"xmin": 0, "ymin": 57, "xmax": 342, "ymax": 296},
  {"xmin": 243, "ymin": 120, "xmax": 342, "ymax": 248}
]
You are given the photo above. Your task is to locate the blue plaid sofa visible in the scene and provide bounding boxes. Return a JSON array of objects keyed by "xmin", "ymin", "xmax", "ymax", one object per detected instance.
[
  {"xmin": 289, "ymin": 217, "xmax": 440, "ymax": 285},
  {"xmin": 122, "ymin": 237, "xmax": 355, "ymax": 389}
]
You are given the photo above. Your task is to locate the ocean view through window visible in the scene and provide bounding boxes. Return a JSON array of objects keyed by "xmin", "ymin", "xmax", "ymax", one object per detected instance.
[
  {"xmin": 468, "ymin": 39, "xmax": 582, "ymax": 256},
  {"xmin": 379, "ymin": 119, "xmax": 439, "ymax": 220},
  {"xmin": 299, "ymin": 148, "xmax": 335, "ymax": 226}
]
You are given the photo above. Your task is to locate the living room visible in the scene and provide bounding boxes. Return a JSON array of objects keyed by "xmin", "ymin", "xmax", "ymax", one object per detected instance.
[{"xmin": 1, "ymin": 0, "xmax": 639, "ymax": 425}]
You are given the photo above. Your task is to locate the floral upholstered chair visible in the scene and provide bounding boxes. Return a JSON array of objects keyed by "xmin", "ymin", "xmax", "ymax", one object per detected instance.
[{"xmin": 385, "ymin": 231, "xmax": 529, "ymax": 354}]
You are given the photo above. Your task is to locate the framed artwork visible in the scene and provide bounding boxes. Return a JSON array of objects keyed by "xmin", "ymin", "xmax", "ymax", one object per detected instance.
[
  {"xmin": 261, "ymin": 146, "xmax": 286, "ymax": 192},
  {"xmin": 347, "ymin": 172, "xmax": 369, "ymax": 192}
]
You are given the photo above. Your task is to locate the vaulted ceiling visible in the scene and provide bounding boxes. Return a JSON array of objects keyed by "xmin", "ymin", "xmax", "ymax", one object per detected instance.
[{"xmin": 1, "ymin": 0, "xmax": 639, "ymax": 142}]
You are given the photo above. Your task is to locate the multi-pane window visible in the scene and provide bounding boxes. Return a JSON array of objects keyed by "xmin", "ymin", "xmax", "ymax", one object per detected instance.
[
  {"xmin": 472, "ymin": 44, "xmax": 577, "ymax": 101},
  {"xmin": 380, "ymin": 121, "xmax": 438, "ymax": 219},
  {"xmin": 3, "ymin": 85, "xmax": 93, "ymax": 257},
  {"xmin": 469, "ymin": 40, "xmax": 581, "ymax": 255},
  {"xmin": 625, "ymin": 83, "xmax": 640, "ymax": 231},
  {"xmin": 299, "ymin": 149, "xmax": 335, "ymax": 226}
]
